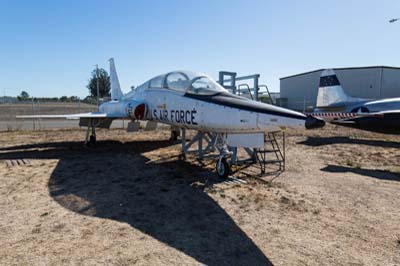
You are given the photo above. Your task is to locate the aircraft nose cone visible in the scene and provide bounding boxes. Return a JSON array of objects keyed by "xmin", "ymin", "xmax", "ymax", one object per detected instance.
[{"xmin": 305, "ymin": 116, "xmax": 326, "ymax": 129}]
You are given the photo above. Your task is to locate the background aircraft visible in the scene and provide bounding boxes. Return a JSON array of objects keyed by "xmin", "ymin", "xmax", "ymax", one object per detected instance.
[
  {"xmin": 18, "ymin": 58, "xmax": 322, "ymax": 177},
  {"xmin": 311, "ymin": 69, "xmax": 400, "ymax": 134}
]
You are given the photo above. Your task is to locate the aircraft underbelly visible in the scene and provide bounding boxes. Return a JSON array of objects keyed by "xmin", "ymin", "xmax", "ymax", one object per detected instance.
[
  {"xmin": 257, "ymin": 113, "xmax": 304, "ymax": 131},
  {"xmin": 198, "ymin": 104, "xmax": 304, "ymax": 133},
  {"xmin": 200, "ymin": 105, "xmax": 259, "ymax": 132}
]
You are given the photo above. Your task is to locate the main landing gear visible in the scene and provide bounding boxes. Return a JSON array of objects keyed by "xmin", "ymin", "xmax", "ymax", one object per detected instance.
[
  {"xmin": 89, "ymin": 134, "xmax": 96, "ymax": 145},
  {"xmin": 170, "ymin": 130, "xmax": 179, "ymax": 141},
  {"xmin": 215, "ymin": 133, "xmax": 232, "ymax": 178},
  {"xmin": 85, "ymin": 120, "xmax": 97, "ymax": 146}
]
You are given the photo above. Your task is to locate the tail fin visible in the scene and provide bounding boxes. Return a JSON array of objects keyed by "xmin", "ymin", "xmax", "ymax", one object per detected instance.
[
  {"xmin": 109, "ymin": 58, "xmax": 124, "ymax": 101},
  {"xmin": 316, "ymin": 69, "xmax": 349, "ymax": 107}
]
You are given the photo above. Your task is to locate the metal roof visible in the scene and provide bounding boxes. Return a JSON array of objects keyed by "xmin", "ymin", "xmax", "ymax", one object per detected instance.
[{"xmin": 280, "ymin": 66, "xmax": 400, "ymax": 80}]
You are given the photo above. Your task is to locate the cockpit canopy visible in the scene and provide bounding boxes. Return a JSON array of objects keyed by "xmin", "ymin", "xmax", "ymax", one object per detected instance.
[{"xmin": 146, "ymin": 71, "xmax": 227, "ymax": 95}]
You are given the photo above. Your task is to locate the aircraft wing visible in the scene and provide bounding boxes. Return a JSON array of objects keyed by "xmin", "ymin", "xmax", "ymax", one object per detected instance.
[
  {"xmin": 326, "ymin": 109, "xmax": 400, "ymax": 134},
  {"xmin": 332, "ymin": 110, "xmax": 399, "ymax": 122},
  {"xmin": 16, "ymin": 112, "xmax": 114, "ymax": 120},
  {"xmin": 373, "ymin": 109, "xmax": 400, "ymax": 115},
  {"xmin": 308, "ymin": 111, "xmax": 388, "ymax": 122}
]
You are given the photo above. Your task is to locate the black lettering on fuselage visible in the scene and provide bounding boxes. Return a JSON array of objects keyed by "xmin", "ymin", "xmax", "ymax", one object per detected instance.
[
  {"xmin": 175, "ymin": 110, "xmax": 180, "ymax": 123},
  {"xmin": 163, "ymin": 109, "xmax": 168, "ymax": 122},
  {"xmin": 185, "ymin": 110, "xmax": 191, "ymax": 124},
  {"xmin": 180, "ymin": 111, "xmax": 184, "ymax": 124},
  {"xmin": 191, "ymin": 109, "xmax": 198, "ymax": 125},
  {"xmin": 155, "ymin": 109, "xmax": 169, "ymax": 122},
  {"xmin": 153, "ymin": 108, "xmax": 198, "ymax": 125}
]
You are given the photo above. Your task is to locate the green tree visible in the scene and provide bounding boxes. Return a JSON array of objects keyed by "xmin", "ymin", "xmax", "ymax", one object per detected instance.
[
  {"xmin": 17, "ymin": 91, "xmax": 30, "ymax": 101},
  {"xmin": 69, "ymin": 96, "xmax": 79, "ymax": 102},
  {"xmin": 60, "ymin": 96, "xmax": 69, "ymax": 102},
  {"xmin": 87, "ymin": 68, "xmax": 111, "ymax": 98}
]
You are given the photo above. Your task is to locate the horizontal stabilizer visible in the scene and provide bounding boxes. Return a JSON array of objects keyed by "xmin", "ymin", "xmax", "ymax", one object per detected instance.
[{"xmin": 16, "ymin": 112, "xmax": 119, "ymax": 120}]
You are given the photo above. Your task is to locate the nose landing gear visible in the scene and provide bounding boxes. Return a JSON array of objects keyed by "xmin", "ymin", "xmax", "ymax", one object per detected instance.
[
  {"xmin": 215, "ymin": 133, "xmax": 232, "ymax": 178},
  {"xmin": 170, "ymin": 129, "xmax": 180, "ymax": 141},
  {"xmin": 216, "ymin": 157, "xmax": 230, "ymax": 178},
  {"xmin": 177, "ymin": 129, "xmax": 236, "ymax": 178}
]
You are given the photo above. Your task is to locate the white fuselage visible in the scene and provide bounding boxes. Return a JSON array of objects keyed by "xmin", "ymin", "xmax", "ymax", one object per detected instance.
[{"xmin": 100, "ymin": 88, "xmax": 307, "ymax": 133}]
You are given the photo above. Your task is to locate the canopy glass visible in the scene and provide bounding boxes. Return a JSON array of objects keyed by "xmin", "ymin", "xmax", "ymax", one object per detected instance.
[{"xmin": 147, "ymin": 71, "xmax": 227, "ymax": 95}]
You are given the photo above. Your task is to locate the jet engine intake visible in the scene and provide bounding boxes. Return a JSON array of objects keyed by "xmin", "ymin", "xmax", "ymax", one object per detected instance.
[{"xmin": 126, "ymin": 102, "xmax": 147, "ymax": 120}]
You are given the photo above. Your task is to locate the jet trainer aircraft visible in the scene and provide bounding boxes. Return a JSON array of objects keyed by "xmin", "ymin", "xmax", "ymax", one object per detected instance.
[
  {"xmin": 311, "ymin": 69, "xmax": 400, "ymax": 134},
  {"xmin": 18, "ymin": 59, "xmax": 321, "ymax": 177}
]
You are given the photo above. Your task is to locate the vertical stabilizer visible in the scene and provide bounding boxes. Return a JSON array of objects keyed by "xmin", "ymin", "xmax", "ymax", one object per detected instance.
[
  {"xmin": 316, "ymin": 69, "xmax": 349, "ymax": 107},
  {"xmin": 109, "ymin": 58, "xmax": 124, "ymax": 101}
]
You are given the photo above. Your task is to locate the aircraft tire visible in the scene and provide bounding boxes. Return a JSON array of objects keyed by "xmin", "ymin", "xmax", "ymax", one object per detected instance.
[
  {"xmin": 216, "ymin": 157, "xmax": 230, "ymax": 178},
  {"xmin": 178, "ymin": 153, "xmax": 186, "ymax": 160},
  {"xmin": 89, "ymin": 135, "xmax": 96, "ymax": 145},
  {"xmin": 170, "ymin": 130, "xmax": 179, "ymax": 141}
]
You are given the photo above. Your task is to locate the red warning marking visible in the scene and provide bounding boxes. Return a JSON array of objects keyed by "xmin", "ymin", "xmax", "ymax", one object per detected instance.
[{"xmin": 305, "ymin": 112, "xmax": 358, "ymax": 118}]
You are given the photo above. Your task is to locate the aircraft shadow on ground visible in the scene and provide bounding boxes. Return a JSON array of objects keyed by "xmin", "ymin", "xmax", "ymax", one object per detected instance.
[
  {"xmin": 0, "ymin": 140, "xmax": 273, "ymax": 266},
  {"xmin": 298, "ymin": 136, "xmax": 400, "ymax": 148},
  {"xmin": 321, "ymin": 164, "xmax": 400, "ymax": 182}
]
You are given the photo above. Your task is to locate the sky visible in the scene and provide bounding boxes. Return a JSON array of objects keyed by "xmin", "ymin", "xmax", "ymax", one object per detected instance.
[{"xmin": 0, "ymin": 0, "xmax": 400, "ymax": 98}]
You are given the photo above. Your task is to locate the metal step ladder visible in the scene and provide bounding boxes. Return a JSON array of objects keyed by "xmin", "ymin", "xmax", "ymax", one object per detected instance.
[{"xmin": 254, "ymin": 131, "xmax": 285, "ymax": 174}]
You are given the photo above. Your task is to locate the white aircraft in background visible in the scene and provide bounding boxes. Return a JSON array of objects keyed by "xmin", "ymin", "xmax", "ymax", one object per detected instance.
[
  {"xmin": 18, "ymin": 58, "xmax": 322, "ymax": 177},
  {"xmin": 311, "ymin": 69, "xmax": 400, "ymax": 134}
]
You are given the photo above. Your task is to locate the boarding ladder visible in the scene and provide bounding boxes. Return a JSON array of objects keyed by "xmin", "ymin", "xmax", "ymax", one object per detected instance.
[{"xmin": 254, "ymin": 131, "xmax": 285, "ymax": 174}]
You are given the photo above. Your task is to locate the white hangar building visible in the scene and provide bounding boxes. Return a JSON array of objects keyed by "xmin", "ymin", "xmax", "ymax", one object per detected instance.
[{"xmin": 279, "ymin": 66, "xmax": 400, "ymax": 111}]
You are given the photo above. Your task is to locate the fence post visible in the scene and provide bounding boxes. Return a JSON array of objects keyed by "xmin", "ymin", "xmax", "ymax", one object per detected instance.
[{"xmin": 31, "ymin": 97, "xmax": 35, "ymax": 130}]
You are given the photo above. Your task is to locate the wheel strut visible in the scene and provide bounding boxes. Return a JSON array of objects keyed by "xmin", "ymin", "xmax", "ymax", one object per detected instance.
[
  {"xmin": 85, "ymin": 119, "xmax": 97, "ymax": 146},
  {"xmin": 215, "ymin": 133, "xmax": 232, "ymax": 178}
]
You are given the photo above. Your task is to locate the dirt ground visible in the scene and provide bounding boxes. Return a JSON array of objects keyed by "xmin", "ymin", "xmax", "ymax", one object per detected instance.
[{"xmin": 1, "ymin": 125, "xmax": 400, "ymax": 266}]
